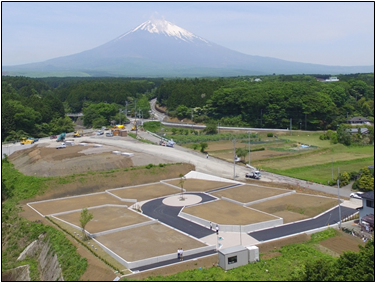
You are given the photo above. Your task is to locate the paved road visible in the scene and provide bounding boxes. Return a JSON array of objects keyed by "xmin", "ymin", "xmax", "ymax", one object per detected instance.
[
  {"xmin": 141, "ymin": 193, "xmax": 216, "ymax": 239},
  {"xmin": 249, "ymin": 206, "xmax": 356, "ymax": 241}
]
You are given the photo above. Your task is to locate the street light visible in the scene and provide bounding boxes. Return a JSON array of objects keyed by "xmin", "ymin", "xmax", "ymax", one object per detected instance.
[{"xmin": 233, "ymin": 139, "xmax": 236, "ymax": 180}]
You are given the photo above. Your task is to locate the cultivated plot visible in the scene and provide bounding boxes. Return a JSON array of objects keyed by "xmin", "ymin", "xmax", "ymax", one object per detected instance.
[
  {"xmin": 164, "ymin": 178, "xmax": 234, "ymax": 192},
  {"xmin": 183, "ymin": 200, "xmax": 279, "ymax": 225},
  {"xmin": 210, "ymin": 184, "xmax": 290, "ymax": 204},
  {"xmin": 29, "ymin": 193, "xmax": 131, "ymax": 215},
  {"xmin": 108, "ymin": 183, "xmax": 180, "ymax": 201},
  {"xmin": 248, "ymin": 194, "xmax": 339, "ymax": 223},
  {"xmin": 56, "ymin": 206, "xmax": 151, "ymax": 233},
  {"xmin": 95, "ymin": 223, "xmax": 207, "ymax": 262}
]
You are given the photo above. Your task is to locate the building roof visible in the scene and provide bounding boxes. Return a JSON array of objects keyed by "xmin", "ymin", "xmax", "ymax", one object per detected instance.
[
  {"xmin": 347, "ymin": 117, "xmax": 370, "ymax": 122},
  {"xmin": 360, "ymin": 191, "xmax": 374, "ymax": 200},
  {"xmin": 361, "ymin": 214, "xmax": 374, "ymax": 227},
  {"xmin": 218, "ymin": 245, "xmax": 247, "ymax": 255},
  {"xmin": 347, "ymin": 128, "xmax": 369, "ymax": 134}
]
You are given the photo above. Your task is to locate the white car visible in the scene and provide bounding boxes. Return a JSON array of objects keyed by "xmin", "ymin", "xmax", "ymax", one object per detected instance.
[
  {"xmin": 350, "ymin": 192, "xmax": 363, "ymax": 199},
  {"xmin": 56, "ymin": 143, "xmax": 66, "ymax": 149}
]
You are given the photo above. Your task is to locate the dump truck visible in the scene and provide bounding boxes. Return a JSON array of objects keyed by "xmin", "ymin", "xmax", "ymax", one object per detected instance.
[{"xmin": 56, "ymin": 133, "xmax": 66, "ymax": 142}]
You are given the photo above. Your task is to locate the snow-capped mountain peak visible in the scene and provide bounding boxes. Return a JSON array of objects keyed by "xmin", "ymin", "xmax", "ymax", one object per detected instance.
[{"xmin": 118, "ymin": 18, "xmax": 208, "ymax": 43}]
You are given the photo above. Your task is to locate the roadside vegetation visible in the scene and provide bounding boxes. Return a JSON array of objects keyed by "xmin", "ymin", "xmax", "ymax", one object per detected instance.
[
  {"xmin": 1, "ymin": 156, "xmax": 87, "ymax": 280},
  {"xmin": 126, "ymin": 229, "xmax": 374, "ymax": 281}
]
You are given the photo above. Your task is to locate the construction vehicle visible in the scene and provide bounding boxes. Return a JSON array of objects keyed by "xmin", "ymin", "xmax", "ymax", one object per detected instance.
[
  {"xmin": 245, "ymin": 171, "xmax": 261, "ymax": 179},
  {"xmin": 20, "ymin": 138, "xmax": 34, "ymax": 145},
  {"xmin": 73, "ymin": 131, "xmax": 82, "ymax": 138},
  {"xmin": 131, "ymin": 120, "xmax": 137, "ymax": 131},
  {"xmin": 56, "ymin": 133, "xmax": 66, "ymax": 142}
]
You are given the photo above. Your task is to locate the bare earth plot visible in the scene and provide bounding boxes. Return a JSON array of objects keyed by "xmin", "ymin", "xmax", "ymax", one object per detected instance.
[
  {"xmin": 183, "ymin": 200, "xmax": 278, "ymax": 225},
  {"xmin": 95, "ymin": 223, "xmax": 207, "ymax": 262},
  {"xmin": 210, "ymin": 184, "xmax": 289, "ymax": 203},
  {"xmin": 318, "ymin": 232, "xmax": 364, "ymax": 255},
  {"xmin": 109, "ymin": 183, "xmax": 180, "ymax": 201},
  {"xmin": 164, "ymin": 178, "xmax": 234, "ymax": 192},
  {"xmin": 56, "ymin": 206, "xmax": 150, "ymax": 234},
  {"xmin": 248, "ymin": 194, "xmax": 339, "ymax": 223},
  {"xmin": 29, "ymin": 193, "xmax": 131, "ymax": 215}
]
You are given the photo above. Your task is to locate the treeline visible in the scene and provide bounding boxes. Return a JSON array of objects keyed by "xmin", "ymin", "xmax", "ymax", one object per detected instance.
[
  {"xmin": 1, "ymin": 77, "xmax": 161, "ymax": 141},
  {"xmin": 155, "ymin": 73, "xmax": 374, "ymax": 130}
]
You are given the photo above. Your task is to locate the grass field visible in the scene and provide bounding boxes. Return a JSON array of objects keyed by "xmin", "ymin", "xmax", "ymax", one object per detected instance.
[{"xmin": 181, "ymin": 131, "xmax": 374, "ymax": 184}]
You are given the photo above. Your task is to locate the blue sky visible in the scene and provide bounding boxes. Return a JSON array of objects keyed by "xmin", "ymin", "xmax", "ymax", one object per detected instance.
[{"xmin": 2, "ymin": 2, "xmax": 374, "ymax": 66}]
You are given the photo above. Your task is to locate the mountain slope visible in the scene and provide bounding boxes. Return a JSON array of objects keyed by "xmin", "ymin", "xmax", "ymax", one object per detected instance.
[{"xmin": 3, "ymin": 18, "xmax": 373, "ymax": 77}]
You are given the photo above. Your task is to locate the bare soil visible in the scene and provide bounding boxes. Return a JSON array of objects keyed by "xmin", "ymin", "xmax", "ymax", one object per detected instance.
[
  {"xmin": 109, "ymin": 183, "xmax": 181, "ymax": 201},
  {"xmin": 56, "ymin": 206, "xmax": 150, "ymax": 234},
  {"xmin": 183, "ymin": 200, "xmax": 278, "ymax": 225},
  {"xmin": 164, "ymin": 178, "xmax": 234, "ymax": 192},
  {"xmin": 249, "ymin": 194, "xmax": 338, "ymax": 223},
  {"xmin": 96, "ymin": 223, "xmax": 207, "ymax": 262},
  {"xmin": 211, "ymin": 184, "xmax": 289, "ymax": 203},
  {"xmin": 319, "ymin": 231, "xmax": 364, "ymax": 255}
]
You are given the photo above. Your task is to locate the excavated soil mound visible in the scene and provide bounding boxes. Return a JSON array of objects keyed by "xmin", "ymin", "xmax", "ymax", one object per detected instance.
[{"xmin": 8, "ymin": 143, "xmax": 167, "ymax": 177}]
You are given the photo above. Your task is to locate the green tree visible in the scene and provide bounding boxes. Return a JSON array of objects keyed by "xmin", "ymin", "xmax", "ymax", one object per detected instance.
[
  {"xmin": 80, "ymin": 208, "xmax": 93, "ymax": 240},
  {"xmin": 235, "ymin": 147, "xmax": 248, "ymax": 162},
  {"xmin": 199, "ymin": 142, "xmax": 208, "ymax": 153},
  {"xmin": 336, "ymin": 124, "xmax": 351, "ymax": 145},
  {"xmin": 203, "ymin": 121, "xmax": 218, "ymax": 134}
]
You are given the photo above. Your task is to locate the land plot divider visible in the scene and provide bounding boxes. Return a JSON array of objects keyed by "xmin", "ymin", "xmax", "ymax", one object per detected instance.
[
  {"xmin": 48, "ymin": 204, "xmax": 128, "ymax": 217},
  {"xmin": 244, "ymin": 190, "xmax": 296, "ymax": 206},
  {"xmin": 91, "ymin": 220, "xmax": 157, "ymax": 238}
]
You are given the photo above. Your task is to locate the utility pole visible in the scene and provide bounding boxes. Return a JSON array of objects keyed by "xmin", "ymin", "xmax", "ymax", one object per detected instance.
[
  {"xmin": 248, "ymin": 131, "xmax": 251, "ymax": 166},
  {"xmin": 305, "ymin": 113, "xmax": 307, "ymax": 130},
  {"xmin": 218, "ymin": 122, "xmax": 220, "ymax": 134},
  {"xmin": 290, "ymin": 118, "xmax": 292, "ymax": 136},
  {"xmin": 125, "ymin": 101, "xmax": 128, "ymax": 118},
  {"xmin": 260, "ymin": 109, "xmax": 263, "ymax": 128},
  {"xmin": 233, "ymin": 139, "xmax": 236, "ymax": 180},
  {"xmin": 119, "ymin": 109, "xmax": 121, "ymax": 125},
  {"xmin": 332, "ymin": 158, "xmax": 334, "ymax": 180},
  {"xmin": 337, "ymin": 179, "xmax": 342, "ymax": 228},
  {"xmin": 134, "ymin": 100, "xmax": 137, "ymax": 119}
]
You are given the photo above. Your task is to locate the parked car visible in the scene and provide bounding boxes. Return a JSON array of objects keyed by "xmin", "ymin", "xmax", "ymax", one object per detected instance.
[
  {"xmin": 96, "ymin": 131, "xmax": 104, "ymax": 135},
  {"xmin": 350, "ymin": 192, "xmax": 363, "ymax": 199},
  {"xmin": 106, "ymin": 132, "xmax": 113, "ymax": 137},
  {"xmin": 50, "ymin": 135, "xmax": 57, "ymax": 139}
]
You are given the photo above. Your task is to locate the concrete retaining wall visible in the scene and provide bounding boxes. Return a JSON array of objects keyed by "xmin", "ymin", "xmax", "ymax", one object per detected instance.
[{"xmin": 244, "ymin": 191, "xmax": 296, "ymax": 206}]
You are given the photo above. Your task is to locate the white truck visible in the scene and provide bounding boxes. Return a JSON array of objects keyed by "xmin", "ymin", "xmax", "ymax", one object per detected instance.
[
  {"xmin": 246, "ymin": 171, "xmax": 261, "ymax": 179},
  {"xmin": 56, "ymin": 143, "xmax": 66, "ymax": 149}
]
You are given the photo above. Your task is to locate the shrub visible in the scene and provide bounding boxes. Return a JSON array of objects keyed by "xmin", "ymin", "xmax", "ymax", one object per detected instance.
[{"xmin": 267, "ymin": 133, "xmax": 274, "ymax": 137}]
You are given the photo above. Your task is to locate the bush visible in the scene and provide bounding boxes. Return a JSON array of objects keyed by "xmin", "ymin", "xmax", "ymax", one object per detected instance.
[{"xmin": 267, "ymin": 133, "xmax": 274, "ymax": 137}]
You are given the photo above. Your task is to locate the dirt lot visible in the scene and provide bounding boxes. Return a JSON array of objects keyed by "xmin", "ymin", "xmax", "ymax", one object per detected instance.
[
  {"xmin": 183, "ymin": 200, "xmax": 279, "ymax": 225},
  {"xmin": 108, "ymin": 183, "xmax": 181, "ymax": 201},
  {"xmin": 318, "ymin": 231, "xmax": 364, "ymax": 255},
  {"xmin": 96, "ymin": 223, "xmax": 207, "ymax": 262},
  {"xmin": 56, "ymin": 206, "xmax": 150, "ymax": 234},
  {"xmin": 211, "ymin": 184, "xmax": 289, "ymax": 203},
  {"xmin": 248, "ymin": 194, "xmax": 339, "ymax": 223},
  {"xmin": 164, "ymin": 178, "xmax": 234, "ymax": 192}
]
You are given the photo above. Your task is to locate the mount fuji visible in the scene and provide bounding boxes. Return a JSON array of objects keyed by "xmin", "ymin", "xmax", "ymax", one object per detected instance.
[{"xmin": 3, "ymin": 18, "xmax": 373, "ymax": 77}]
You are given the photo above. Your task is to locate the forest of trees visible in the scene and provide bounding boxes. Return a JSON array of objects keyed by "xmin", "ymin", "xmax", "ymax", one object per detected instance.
[
  {"xmin": 155, "ymin": 74, "xmax": 374, "ymax": 130},
  {"xmin": 1, "ymin": 77, "xmax": 161, "ymax": 141},
  {"xmin": 1, "ymin": 73, "xmax": 374, "ymax": 141}
]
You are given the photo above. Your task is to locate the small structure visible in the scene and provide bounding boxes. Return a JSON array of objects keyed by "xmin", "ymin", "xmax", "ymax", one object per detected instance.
[
  {"xmin": 347, "ymin": 117, "xmax": 371, "ymax": 125},
  {"xmin": 246, "ymin": 246, "xmax": 259, "ymax": 263},
  {"xmin": 347, "ymin": 128, "xmax": 370, "ymax": 135},
  {"xmin": 119, "ymin": 130, "xmax": 128, "ymax": 137},
  {"xmin": 218, "ymin": 245, "xmax": 248, "ymax": 271},
  {"xmin": 318, "ymin": 76, "xmax": 339, "ymax": 82},
  {"xmin": 357, "ymin": 191, "xmax": 374, "ymax": 233}
]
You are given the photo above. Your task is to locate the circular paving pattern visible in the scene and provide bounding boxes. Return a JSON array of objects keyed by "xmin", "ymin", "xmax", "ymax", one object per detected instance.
[{"xmin": 162, "ymin": 194, "xmax": 202, "ymax": 207}]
